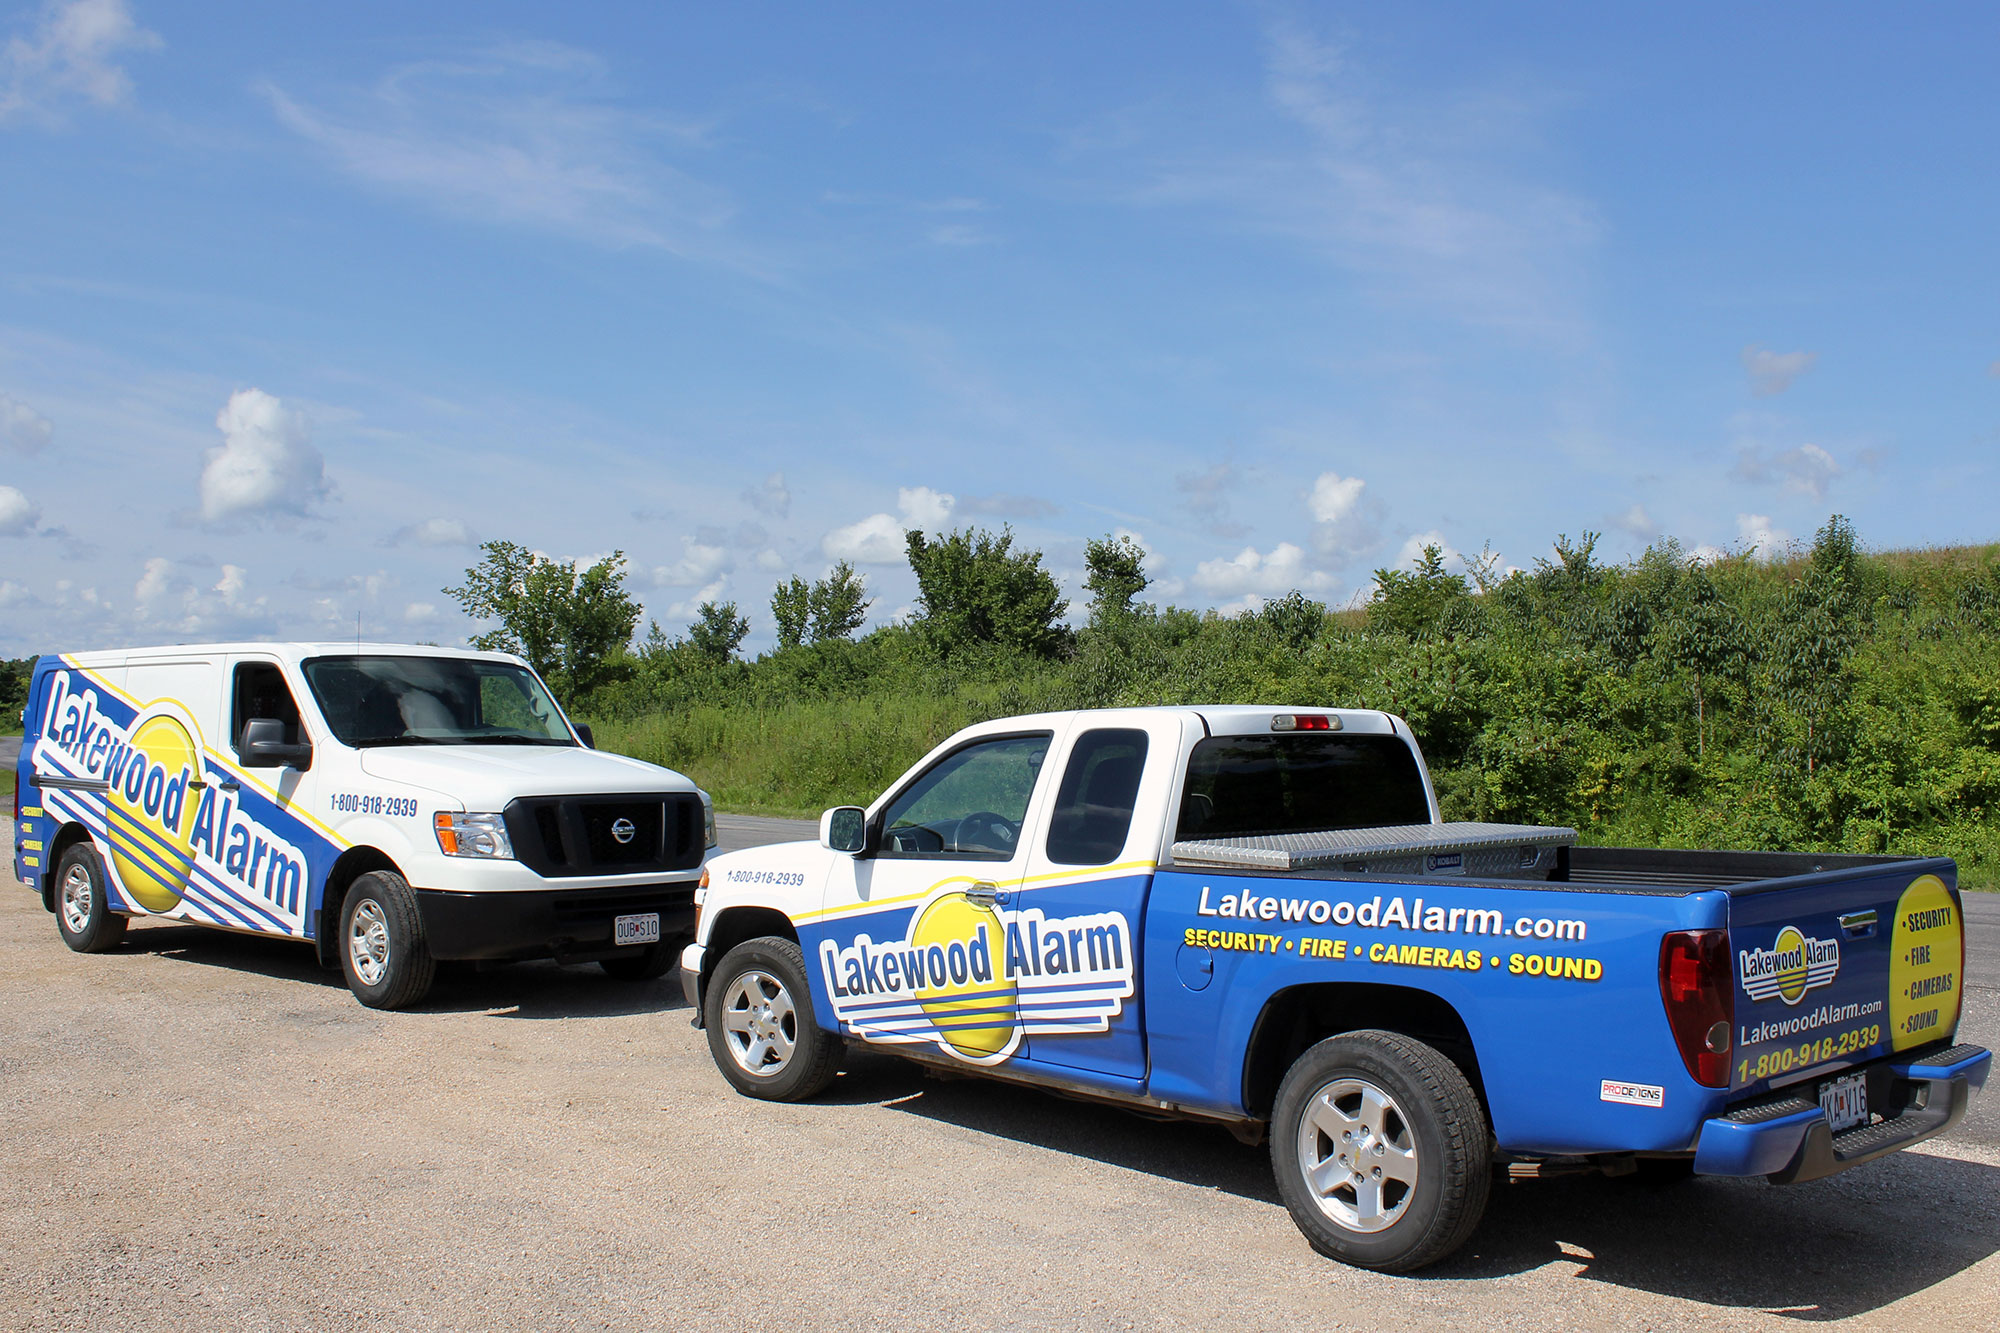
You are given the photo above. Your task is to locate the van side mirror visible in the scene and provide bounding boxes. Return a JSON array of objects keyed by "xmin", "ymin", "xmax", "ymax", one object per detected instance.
[
  {"xmin": 820, "ymin": 806, "xmax": 870, "ymax": 856},
  {"xmin": 241, "ymin": 717, "xmax": 313, "ymax": 770},
  {"xmin": 574, "ymin": 722, "xmax": 595, "ymax": 748}
]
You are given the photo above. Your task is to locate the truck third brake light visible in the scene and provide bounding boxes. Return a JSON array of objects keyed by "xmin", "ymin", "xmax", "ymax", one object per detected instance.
[{"xmin": 1271, "ymin": 714, "xmax": 1339, "ymax": 732}]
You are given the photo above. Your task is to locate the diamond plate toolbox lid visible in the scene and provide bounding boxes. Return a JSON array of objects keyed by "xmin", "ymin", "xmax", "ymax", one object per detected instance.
[{"xmin": 1171, "ymin": 821, "xmax": 1578, "ymax": 875}]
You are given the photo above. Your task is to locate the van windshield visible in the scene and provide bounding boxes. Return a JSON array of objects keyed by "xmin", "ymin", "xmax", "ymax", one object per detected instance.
[{"xmin": 301, "ymin": 655, "xmax": 576, "ymax": 748}]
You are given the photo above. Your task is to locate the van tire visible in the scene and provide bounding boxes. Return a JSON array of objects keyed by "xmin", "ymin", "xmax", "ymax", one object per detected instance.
[
  {"xmin": 54, "ymin": 843, "xmax": 128, "ymax": 954},
  {"xmin": 339, "ymin": 870, "xmax": 436, "ymax": 1009},
  {"xmin": 1270, "ymin": 1029, "xmax": 1492, "ymax": 1273},
  {"xmin": 703, "ymin": 936, "xmax": 843, "ymax": 1101}
]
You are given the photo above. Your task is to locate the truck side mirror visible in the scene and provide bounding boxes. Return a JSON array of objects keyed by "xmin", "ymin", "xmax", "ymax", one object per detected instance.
[
  {"xmin": 574, "ymin": 723, "xmax": 595, "ymax": 748},
  {"xmin": 820, "ymin": 806, "xmax": 870, "ymax": 855},
  {"xmin": 240, "ymin": 717, "xmax": 313, "ymax": 770}
]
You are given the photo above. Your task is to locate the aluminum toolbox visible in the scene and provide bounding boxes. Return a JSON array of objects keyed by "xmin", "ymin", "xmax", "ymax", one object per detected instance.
[{"xmin": 1171, "ymin": 821, "xmax": 1578, "ymax": 877}]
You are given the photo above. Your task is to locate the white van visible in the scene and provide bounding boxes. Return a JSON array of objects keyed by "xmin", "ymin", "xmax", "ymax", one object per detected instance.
[{"xmin": 10, "ymin": 642, "xmax": 714, "ymax": 1008}]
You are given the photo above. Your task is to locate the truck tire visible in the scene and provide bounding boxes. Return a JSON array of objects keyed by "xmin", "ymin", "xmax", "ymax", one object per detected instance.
[
  {"xmin": 703, "ymin": 936, "xmax": 843, "ymax": 1101},
  {"xmin": 1270, "ymin": 1030, "xmax": 1492, "ymax": 1272},
  {"xmin": 53, "ymin": 843, "xmax": 128, "ymax": 954},
  {"xmin": 339, "ymin": 870, "xmax": 436, "ymax": 1010}
]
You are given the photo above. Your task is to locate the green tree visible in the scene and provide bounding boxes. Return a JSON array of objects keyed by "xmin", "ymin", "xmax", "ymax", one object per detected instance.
[
  {"xmin": 906, "ymin": 525, "xmax": 1069, "ymax": 657},
  {"xmin": 689, "ymin": 600, "xmax": 750, "ymax": 664},
  {"xmin": 1770, "ymin": 515, "xmax": 1863, "ymax": 776},
  {"xmin": 771, "ymin": 577, "xmax": 810, "ymax": 649},
  {"xmin": 445, "ymin": 542, "xmax": 641, "ymax": 701},
  {"xmin": 1368, "ymin": 545, "xmax": 1470, "ymax": 638},
  {"xmin": 1655, "ymin": 565, "xmax": 1743, "ymax": 759},
  {"xmin": 1083, "ymin": 534, "xmax": 1149, "ymax": 626},
  {"xmin": 807, "ymin": 561, "xmax": 872, "ymax": 642}
]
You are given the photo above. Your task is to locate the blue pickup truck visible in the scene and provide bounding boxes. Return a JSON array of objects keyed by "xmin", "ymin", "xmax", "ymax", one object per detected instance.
[{"xmin": 679, "ymin": 706, "xmax": 1988, "ymax": 1270}]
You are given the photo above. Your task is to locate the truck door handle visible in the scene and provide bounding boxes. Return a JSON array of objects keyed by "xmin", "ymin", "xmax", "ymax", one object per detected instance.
[
  {"xmin": 1838, "ymin": 910, "xmax": 1877, "ymax": 938},
  {"xmin": 965, "ymin": 882, "xmax": 1001, "ymax": 906}
]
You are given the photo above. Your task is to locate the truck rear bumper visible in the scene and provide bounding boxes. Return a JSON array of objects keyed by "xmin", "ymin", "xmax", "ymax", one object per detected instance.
[
  {"xmin": 414, "ymin": 883, "xmax": 698, "ymax": 963},
  {"xmin": 1693, "ymin": 1044, "xmax": 1989, "ymax": 1183}
]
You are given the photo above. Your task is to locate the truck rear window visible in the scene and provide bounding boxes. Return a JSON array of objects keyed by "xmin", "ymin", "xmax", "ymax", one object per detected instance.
[{"xmin": 1177, "ymin": 734, "xmax": 1430, "ymax": 840}]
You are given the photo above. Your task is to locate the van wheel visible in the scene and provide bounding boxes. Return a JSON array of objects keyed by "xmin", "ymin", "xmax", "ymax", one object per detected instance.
[
  {"xmin": 703, "ymin": 936, "xmax": 843, "ymax": 1101},
  {"xmin": 339, "ymin": 871, "xmax": 435, "ymax": 1009},
  {"xmin": 1270, "ymin": 1030, "xmax": 1492, "ymax": 1273},
  {"xmin": 54, "ymin": 843, "xmax": 128, "ymax": 953}
]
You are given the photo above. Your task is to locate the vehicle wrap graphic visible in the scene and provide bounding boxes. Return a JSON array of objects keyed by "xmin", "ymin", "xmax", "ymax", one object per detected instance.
[
  {"xmin": 815, "ymin": 885, "xmax": 1136, "ymax": 1066},
  {"xmin": 28, "ymin": 665, "xmax": 339, "ymax": 937},
  {"xmin": 1738, "ymin": 925, "xmax": 1841, "ymax": 1005}
]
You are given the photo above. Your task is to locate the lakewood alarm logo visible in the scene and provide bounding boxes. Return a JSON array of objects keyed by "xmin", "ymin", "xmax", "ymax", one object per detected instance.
[{"xmin": 1739, "ymin": 925, "xmax": 1840, "ymax": 1006}]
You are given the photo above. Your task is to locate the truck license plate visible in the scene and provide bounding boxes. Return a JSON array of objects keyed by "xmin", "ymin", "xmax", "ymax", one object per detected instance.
[
  {"xmin": 614, "ymin": 913, "xmax": 660, "ymax": 946},
  {"xmin": 1819, "ymin": 1073, "xmax": 1867, "ymax": 1133}
]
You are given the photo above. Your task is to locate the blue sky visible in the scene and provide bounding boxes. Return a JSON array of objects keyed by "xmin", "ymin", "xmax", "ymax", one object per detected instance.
[{"xmin": 2, "ymin": 1, "xmax": 1997, "ymax": 656}]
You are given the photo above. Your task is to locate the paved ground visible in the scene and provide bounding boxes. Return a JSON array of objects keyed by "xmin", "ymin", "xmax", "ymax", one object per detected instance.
[{"xmin": 3, "ymin": 812, "xmax": 1997, "ymax": 1331}]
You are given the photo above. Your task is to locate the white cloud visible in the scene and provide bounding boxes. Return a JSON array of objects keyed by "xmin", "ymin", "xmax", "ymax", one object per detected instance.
[
  {"xmin": 753, "ymin": 548, "xmax": 786, "ymax": 572},
  {"xmin": 0, "ymin": 0, "xmax": 160, "ymax": 123},
  {"xmin": 213, "ymin": 563, "xmax": 247, "ymax": 603},
  {"xmin": 199, "ymin": 388, "xmax": 330, "ymax": 523},
  {"xmin": 1394, "ymin": 530, "xmax": 1463, "ymax": 571},
  {"xmin": 386, "ymin": 516, "xmax": 475, "ymax": 547},
  {"xmin": 822, "ymin": 512, "xmax": 907, "ymax": 565},
  {"xmin": 1307, "ymin": 470, "xmax": 1378, "ymax": 559},
  {"xmin": 0, "ymin": 483, "xmax": 39, "ymax": 535},
  {"xmin": 1216, "ymin": 17, "xmax": 1599, "ymax": 339},
  {"xmin": 742, "ymin": 471, "xmax": 790, "ymax": 518},
  {"xmin": 261, "ymin": 42, "xmax": 737, "ymax": 258},
  {"xmin": 652, "ymin": 539, "xmax": 729, "ymax": 587},
  {"xmin": 1733, "ymin": 442, "xmax": 1841, "ymax": 500},
  {"xmin": 1193, "ymin": 542, "xmax": 1335, "ymax": 597},
  {"xmin": 403, "ymin": 601, "xmax": 438, "ymax": 624},
  {"xmin": 0, "ymin": 393, "xmax": 53, "ymax": 453},
  {"xmin": 958, "ymin": 492, "xmax": 1060, "ymax": 519},
  {"xmin": 1743, "ymin": 345, "xmax": 1817, "ymax": 397},
  {"xmin": 1735, "ymin": 513, "xmax": 1791, "ymax": 560},
  {"xmin": 1611, "ymin": 504, "xmax": 1659, "ymax": 543},
  {"xmin": 1689, "ymin": 544, "xmax": 1727, "ymax": 566},
  {"xmin": 898, "ymin": 485, "xmax": 956, "ymax": 530}
]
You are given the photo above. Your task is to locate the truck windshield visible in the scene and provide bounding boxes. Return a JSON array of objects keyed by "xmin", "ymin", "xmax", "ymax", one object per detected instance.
[
  {"xmin": 1177, "ymin": 733, "xmax": 1430, "ymax": 840},
  {"xmin": 301, "ymin": 655, "xmax": 576, "ymax": 748}
]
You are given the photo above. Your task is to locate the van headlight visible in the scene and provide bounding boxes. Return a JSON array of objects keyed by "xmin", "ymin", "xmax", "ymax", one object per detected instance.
[
  {"xmin": 700, "ymin": 789, "xmax": 717, "ymax": 849},
  {"xmin": 434, "ymin": 812, "xmax": 515, "ymax": 859}
]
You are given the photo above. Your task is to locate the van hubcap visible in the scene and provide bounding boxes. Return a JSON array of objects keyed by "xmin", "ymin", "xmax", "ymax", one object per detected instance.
[{"xmin": 60, "ymin": 863, "xmax": 94, "ymax": 934}]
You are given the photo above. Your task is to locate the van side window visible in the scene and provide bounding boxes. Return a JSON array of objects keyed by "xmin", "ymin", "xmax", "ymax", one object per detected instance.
[
  {"xmin": 232, "ymin": 663, "xmax": 303, "ymax": 752},
  {"xmin": 1045, "ymin": 729, "xmax": 1149, "ymax": 865}
]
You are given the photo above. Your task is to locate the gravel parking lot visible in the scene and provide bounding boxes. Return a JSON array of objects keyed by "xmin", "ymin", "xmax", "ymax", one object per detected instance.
[{"xmin": 3, "ymin": 811, "xmax": 1997, "ymax": 1331}]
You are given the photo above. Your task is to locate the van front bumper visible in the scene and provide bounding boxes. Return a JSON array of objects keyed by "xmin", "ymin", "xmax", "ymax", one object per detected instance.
[
  {"xmin": 1692, "ymin": 1044, "xmax": 1989, "ymax": 1183},
  {"xmin": 414, "ymin": 881, "xmax": 699, "ymax": 963}
]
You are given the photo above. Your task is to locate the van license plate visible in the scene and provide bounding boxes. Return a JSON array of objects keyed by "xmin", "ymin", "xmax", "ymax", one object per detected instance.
[
  {"xmin": 1819, "ymin": 1073, "xmax": 1867, "ymax": 1133},
  {"xmin": 614, "ymin": 913, "xmax": 661, "ymax": 946}
]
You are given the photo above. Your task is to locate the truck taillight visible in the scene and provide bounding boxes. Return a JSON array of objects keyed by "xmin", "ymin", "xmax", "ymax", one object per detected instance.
[{"xmin": 1659, "ymin": 929, "xmax": 1733, "ymax": 1088}]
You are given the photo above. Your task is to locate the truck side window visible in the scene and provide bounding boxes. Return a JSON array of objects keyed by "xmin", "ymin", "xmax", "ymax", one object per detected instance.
[
  {"xmin": 1045, "ymin": 729, "xmax": 1149, "ymax": 865},
  {"xmin": 1177, "ymin": 734, "xmax": 1429, "ymax": 839},
  {"xmin": 877, "ymin": 733, "xmax": 1051, "ymax": 860},
  {"xmin": 232, "ymin": 662, "xmax": 303, "ymax": 752}
]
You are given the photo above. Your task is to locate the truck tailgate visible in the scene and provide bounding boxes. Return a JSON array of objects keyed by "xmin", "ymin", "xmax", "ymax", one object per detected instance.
[{"xmin": 1728, "ymin": 861, "xmax": 1964, "ymax": 1093}]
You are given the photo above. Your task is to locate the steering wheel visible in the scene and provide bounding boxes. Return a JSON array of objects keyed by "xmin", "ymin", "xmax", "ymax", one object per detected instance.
[{"xmin": 953, "ymin": 811, "xmax": 1020, "ymax": 855}]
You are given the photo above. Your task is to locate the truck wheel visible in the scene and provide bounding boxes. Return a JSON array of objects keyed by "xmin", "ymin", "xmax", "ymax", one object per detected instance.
[
  {"xmin": 339, "ymin": 870, "xmax": 436, "ymax": 1010},
  {"xmin": 1270, "ymin": 1030, "xmax": 1492, "ymax": 1273},
  {"xmin": 703, "ymin": 936, "xmax": 843, "ymax": 1101},
  {"xmin": 54, "ymin": 843, "xmax": 128, "ymax": 954},
  {"xmin": 599, "ymin": 936, "xmax": 683, "ymax": 982}
]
